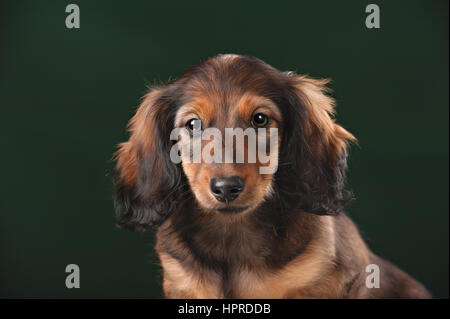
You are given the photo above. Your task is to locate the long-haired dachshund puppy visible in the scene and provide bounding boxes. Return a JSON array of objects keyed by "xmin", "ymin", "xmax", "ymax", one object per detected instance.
[{"xmin": 113, "ymin": 54, "xmax": 430, "ymax": 298}]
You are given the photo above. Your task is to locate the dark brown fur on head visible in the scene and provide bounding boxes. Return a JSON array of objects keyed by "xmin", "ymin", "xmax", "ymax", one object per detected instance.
[{"xmin": 113, "ymin": 54, "xmax": 356, "ymax": 231}]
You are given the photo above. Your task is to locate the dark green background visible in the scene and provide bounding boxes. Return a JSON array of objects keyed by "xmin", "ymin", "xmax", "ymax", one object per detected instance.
[{"xmin": 1, "ymin": 0, "xmax": 448, "ymax": 298}]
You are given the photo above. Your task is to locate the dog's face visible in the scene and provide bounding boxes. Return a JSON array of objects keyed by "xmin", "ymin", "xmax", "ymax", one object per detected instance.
[
  {"xmin": 174, "ymin": 89, "xmax": 281, "ymax": 214},
  {"xmin": 114, "ymin": 55, "xmax": 356, "ymax": 230}
]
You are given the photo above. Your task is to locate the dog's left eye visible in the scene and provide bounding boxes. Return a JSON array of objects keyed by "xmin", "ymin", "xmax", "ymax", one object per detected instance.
[
  {"xmin": 251, "ymin": 113, "xmax": 269, "ymax": 128},
  {"xmin": 185, "ymin": 118, "xmax": 202, "ymax": 132}
]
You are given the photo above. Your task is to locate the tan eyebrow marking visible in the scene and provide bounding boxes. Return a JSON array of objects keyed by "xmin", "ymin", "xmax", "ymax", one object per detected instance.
[
  {"xmin": 236, "ymin": 93, "xmax": 282, "ymax": 124},
  {"xmin": 174, "ymin": 105, "xmax": 197, "ymax": 128},
  {"xmin": 174, "ymin": 96, "xmax": 215, "ymax": 128}
]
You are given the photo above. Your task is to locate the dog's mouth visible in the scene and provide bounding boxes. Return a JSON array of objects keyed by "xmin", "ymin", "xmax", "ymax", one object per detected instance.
[{"xmin": 216, "ymin": 206, "xmax": 249, "ymax": 214}]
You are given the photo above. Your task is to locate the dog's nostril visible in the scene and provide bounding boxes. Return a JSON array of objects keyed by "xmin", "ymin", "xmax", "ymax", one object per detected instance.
[
  {"xmin": 230, "ymin": 188, "xmax": 242, "ymax": 194},
  {"xmin": 210, "ymin": 176, "xmax": 245, "ymax": 202},
  {"xmin": 211, "ymin": 186, "xmax": 223, "ymax": 196}
]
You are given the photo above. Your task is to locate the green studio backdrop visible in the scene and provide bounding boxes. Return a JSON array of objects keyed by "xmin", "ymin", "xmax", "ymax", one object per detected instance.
[{"xmin": 1, "ymin": 0, "xmax": 448, "ymax": 298}]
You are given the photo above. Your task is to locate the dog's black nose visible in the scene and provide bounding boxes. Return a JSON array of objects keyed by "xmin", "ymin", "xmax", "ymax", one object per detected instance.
[{"xmin": 210, "ymin": 176, "xmax": 245, "ymax": 203}]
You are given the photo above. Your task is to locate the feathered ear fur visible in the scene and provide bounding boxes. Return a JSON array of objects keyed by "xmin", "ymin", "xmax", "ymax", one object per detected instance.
[
  {"xmin": 114, "ymin": 88, "xmax": 185, "ymax": 231},
  {"xmin": 276, "ymin": 75, "xmax": 356, "ymax": 215}
]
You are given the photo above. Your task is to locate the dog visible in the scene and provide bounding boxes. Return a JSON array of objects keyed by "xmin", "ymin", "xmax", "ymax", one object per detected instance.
[{"xmin": 113, "ymin": 54, "xmax": 431, "ymax": 298}]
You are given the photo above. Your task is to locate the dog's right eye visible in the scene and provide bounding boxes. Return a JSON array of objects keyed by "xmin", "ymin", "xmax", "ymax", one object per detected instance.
[{"xmin": 185, "ymin": 118, "xmax": 202, "ymax": 133}]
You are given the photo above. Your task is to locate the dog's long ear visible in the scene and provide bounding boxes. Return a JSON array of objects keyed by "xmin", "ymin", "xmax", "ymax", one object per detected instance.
[
  {"xmin": 114, "ymin": 88, "xmax": 183, "ymax": 231},
  {"xmin": 277, "ymin": 75, "xmax": 356, "ymax": 215}
]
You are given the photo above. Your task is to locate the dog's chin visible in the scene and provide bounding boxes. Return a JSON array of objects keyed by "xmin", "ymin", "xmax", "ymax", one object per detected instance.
[
  {"xmin": 194, "ymin": 193, "xmax": 263, "ymax": 215},
  {"xmin": 197, "ymin": 200, "xmax": 254, "ymax": 215},
  {"xmin": 215, "ymin": 205, "xmax": 250, "ymax": 214}
]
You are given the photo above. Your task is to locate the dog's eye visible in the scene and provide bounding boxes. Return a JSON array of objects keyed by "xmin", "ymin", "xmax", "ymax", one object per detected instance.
[
  {"xmin": 251, "ymin": 113, "xmax": 269, "ymax": 128},
  {"xmin": 185, "ymin": 118, "xmax": 202, "ymax": 132}
]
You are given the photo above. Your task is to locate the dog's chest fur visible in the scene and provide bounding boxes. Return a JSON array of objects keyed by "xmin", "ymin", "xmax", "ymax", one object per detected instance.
[{"xmin": 156, "ymin": 208, "xmax": 341, "ymax": 298}]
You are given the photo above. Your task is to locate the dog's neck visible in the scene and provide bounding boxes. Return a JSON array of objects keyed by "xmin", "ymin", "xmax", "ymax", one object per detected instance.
[{"xmin": 158, "ymin": 198, "xmax": 332, "ymax": 271}]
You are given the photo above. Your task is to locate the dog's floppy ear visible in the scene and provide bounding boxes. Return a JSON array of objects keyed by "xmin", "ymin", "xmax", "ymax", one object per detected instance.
[
  {"xmin": 277, "ymin": 75, "xmax": 356, "ymax": 215},
  {"xmin": 114, "ymin": 87, "xmax": 183, "ymax": 231}
]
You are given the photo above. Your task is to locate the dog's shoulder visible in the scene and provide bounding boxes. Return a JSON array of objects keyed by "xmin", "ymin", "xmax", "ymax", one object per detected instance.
[{"xmin": 367, "ymin": 253, "xmax": 431, "ymax": 298}]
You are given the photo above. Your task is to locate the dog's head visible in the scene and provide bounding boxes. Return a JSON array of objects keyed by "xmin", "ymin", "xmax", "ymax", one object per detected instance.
[{"xmin": 114, "ymin": 54, "xmax": 356, "ymax": 230}]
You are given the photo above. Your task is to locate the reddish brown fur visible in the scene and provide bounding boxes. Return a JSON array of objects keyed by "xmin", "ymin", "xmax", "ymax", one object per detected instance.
[
  {"xmin": 115, "ymin": 90, "xmax": 163, "ymax": 187},
  {"xmin": 114, "ymin": 55, "xmax": 431, "ymax": 298}
]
